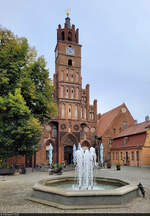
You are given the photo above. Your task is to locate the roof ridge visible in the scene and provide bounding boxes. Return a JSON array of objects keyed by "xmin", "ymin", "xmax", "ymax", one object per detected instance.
[
  {"xmin": 101, "ymin": 103, "xmax": 124, "ymax": 117},
  {"xmin": 114, "ymin": 119, "xmax": 150, "ymax": 138}
]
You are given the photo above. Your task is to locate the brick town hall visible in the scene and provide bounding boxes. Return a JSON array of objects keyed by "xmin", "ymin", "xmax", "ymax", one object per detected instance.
[
  {"xmin": 36, "ymin": 16, "xmax": 98, "ymax": 165},
  {"xmin": 35, "ymin": 16, "xmax": 135, "ymax": 166},
  {"xmin": 10, "ymin": 16, "xmax": 146, "ymax": 167}
]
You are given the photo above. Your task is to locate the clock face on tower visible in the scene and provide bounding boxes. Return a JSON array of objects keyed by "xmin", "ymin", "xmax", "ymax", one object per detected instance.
[{"xmin": 66, "ymin": 47, "xmax": 74, "ymax": 56}]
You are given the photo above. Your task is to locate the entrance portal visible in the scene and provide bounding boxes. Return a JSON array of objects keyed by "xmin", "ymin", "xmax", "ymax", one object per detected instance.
[
  {"xmin": 63, "ymin": 134, "xmax": 77, "ymax": 165},
  {"xmin": 64, "ymin": 146, "xmax": 73, "ymax": 165}
]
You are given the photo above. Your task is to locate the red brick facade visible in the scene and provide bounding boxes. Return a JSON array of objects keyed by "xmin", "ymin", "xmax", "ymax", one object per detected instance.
[
  {"xmin": 111, "ymin": 120, "xmax": 150, "ymax": 167},
  {"xmin": 97, "ymin": 103, "xmax": 134, "ymax": 162},
  {"xmin": 36, "ymin": 17, "xmax": 97, "ymax": 165},
  {"xmin": 7, "ymin": 17, "xmax": 136, "ymax": 167}
]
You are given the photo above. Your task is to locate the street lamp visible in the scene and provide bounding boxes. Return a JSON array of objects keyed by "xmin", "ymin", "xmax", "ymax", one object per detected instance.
[{"xmin": 32, "ymin": 144, "xmax": 34, "ymax": 172}]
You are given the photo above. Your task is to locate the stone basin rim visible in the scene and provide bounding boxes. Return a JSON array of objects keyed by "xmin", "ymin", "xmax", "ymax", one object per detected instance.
[{"xmin": 32, "ymin": 176, "xmax": 138, "ymax": 197}]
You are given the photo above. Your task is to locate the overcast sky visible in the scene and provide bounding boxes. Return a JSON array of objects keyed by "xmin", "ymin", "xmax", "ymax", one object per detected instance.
[{"xmin": 0, "ymin": 0, "xmax": 150, "ymax": 122}]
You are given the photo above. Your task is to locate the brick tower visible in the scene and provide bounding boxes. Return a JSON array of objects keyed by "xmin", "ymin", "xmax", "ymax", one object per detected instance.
[{"xmin": 36, "ymin": 16, "xmax": 98, "ymax": 165}]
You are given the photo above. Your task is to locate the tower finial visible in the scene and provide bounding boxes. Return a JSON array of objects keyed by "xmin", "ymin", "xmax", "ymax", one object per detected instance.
[{"xmin": 66, "ymin": 8, "xmax": 71, "ymax": 17}]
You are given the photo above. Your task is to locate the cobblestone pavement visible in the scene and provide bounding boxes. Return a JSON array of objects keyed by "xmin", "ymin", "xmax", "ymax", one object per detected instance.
[{"xmin": 0, "ymin": 166, "xmax": 150, "ymax": 213}]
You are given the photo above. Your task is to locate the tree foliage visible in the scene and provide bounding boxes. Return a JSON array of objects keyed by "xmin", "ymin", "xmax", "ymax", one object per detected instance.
[{"xmin": 0, "ymin": 27, "xmax": 57, "ymax": 160}]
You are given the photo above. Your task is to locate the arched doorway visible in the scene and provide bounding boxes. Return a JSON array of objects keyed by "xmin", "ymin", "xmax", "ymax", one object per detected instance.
[
  {"xmin": 63, "ymin": 134, "xmax": 77, "ymax": 165},
  {"xmin": 82, "ymin": 140, "xmax": 90, "ymax": 147},
  {"xmin": 64, "ymin": 146, "xmax": 73, "ymax": 165}
]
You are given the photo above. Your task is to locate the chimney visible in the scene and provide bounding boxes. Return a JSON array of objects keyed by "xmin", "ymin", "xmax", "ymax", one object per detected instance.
[{"xmin": 145, "ymin": 115, "xmax": 149, "ymax": 122}]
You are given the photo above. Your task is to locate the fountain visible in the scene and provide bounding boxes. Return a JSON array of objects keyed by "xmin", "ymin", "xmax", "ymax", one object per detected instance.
[
  {"xmin": 28, "ymin": 146, "xmax": 139, "ymax": 209},
  {"xmin": 74, "ymin": 146, "xmax": 97, "ymax": 190}
]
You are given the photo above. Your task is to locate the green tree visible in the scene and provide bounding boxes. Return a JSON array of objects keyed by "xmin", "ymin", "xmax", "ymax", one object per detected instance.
[{"xmin": 0, "ymin": 27, "xmax": 57, "ymax": 161}]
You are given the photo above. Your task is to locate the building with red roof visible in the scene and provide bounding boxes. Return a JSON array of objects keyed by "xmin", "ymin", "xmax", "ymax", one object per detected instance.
[
  {"xmin": 96, "ymin": 103, "xmax": 134, "ymax": 162},
  {"xmin": 111, "ymin": 118, "xmax": 150, "ymax": 167}
]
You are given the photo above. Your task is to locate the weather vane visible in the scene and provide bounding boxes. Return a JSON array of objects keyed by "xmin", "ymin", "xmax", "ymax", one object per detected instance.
[{"xmin": 66, "ymin": 8, "xmax": 71, "ymax": 17}]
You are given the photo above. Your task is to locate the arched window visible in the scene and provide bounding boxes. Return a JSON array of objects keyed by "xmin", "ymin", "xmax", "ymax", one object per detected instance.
[
  {"xmin": 76, "ymin": 88, "xmax": 79, "ymax": 98},
  {"xmin": 71, "ymin": 88, "xmax": 74, "ymax": 98},
  {"xmin": 71, "ymin": 70, "xmax": 73, "ymax": 82},
  {"xmin": 84, "ymin": 107, "xmax": 86, "ymax": 119},
  {"xmin": 66, "ymin": 69, "xmax": 69, "ymax": 81},
  {"xmin": 113, "ymin": 128, "xmax": 116, "ymax": 135},
  {"xmin": 123, "ymin": 121, "xmax": 127, "ymax": 127},
  {"xmin": 68, "ymin": 105, "xmax": 71, "ymax": 119},
  {"xmin": 61, "ymin": 104, "xmax": 65, "ymax": 118},
  {"xmin": 61, "ymin": 31, "xmax": 64, "ymax": 40},
  {"xmin": 66, "ymin": 87, "xmax": 69, "ymax": 98},
  {"xmin": 68, "ymin": 59, "xmax": 72, "ymax": 66},
  {"xmin": 68, "ymin": 31, "xmax": 72, "ymax": 41},
  {"xmin": 75, "ymin": 105, "xmax": 78, "ymax": 119},
  {"xmin": 90, "ymin": 112, "xmax": 94, "ymax": 120},
  {"xmin": 52, "ymin": 127, "xmax": 57, "ymax": 137}
]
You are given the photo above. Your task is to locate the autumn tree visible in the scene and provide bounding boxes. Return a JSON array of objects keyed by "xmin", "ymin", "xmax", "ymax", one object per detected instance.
[{"xmin": 0, "ymin": 27, "xmax": 57, "ymax": 161}]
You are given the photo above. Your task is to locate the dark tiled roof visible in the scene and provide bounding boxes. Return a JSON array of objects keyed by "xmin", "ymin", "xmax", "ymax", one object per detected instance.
[
  {"xmin": 111, "ymin": 133, "xmax": 146, "ymax": 150},
  {"xmin": 97, "ymin": 103, "xmax": 125, "ymax": 136},
  {"xmin": 114, "ymin": 120, "xmax": 150, "ymax": 138}
]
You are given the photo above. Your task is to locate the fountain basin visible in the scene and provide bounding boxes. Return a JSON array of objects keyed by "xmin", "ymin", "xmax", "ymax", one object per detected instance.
[{"xmin": 28, "ymin": 176, "xmax": 139, "ymax": 209}]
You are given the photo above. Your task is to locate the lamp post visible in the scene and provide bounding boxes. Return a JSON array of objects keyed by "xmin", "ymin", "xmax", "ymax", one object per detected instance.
[{"xmin": 32, "ymin": 145, "xmax": 34, "ymax": 172}]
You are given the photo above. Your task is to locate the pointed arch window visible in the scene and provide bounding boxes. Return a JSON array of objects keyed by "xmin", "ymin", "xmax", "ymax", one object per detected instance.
[
  {"xmin": 84, "ymin": 107, "xmax": 86, "ymax": 119},
  {"xmin": 61, "ymin": 103, "xmax": 65, "ymax": 118},
  {"xmin": 71, "ymin": 70, "xmax": 73, "ymax": 82},
  {"xmin": 68, "ymin": 105, "xmax": 72, "ymax": 119},
  {"xmin": 66, "ymin": 69, "xmax": 69, "ymax": 81},
  {"xmin": 75, "ymin": 105, "xmax": 78, "ymax": 119},
  {"xmin": 61, "ymin": 31, "xmax": 65, "ymax": 41},
  {"xmin": 68, "ymin": 59, "xmax": 72, "ymax": 66},
  {"xmin": 66, "ymin": 87, "xmax": 69, "ymax": 98},
  {"xmin": 52, "ymin": 127, "xmax": 57, "ymax": 137},
  {"xmin": 68, "ymin": 31, "xmax": 72, "ymax": 41},
  {"xmin": 71, "ymin": 88, "xmax": 74, "ymax": 99},
  {"xmin": 76, "ymin": 88, "xmax": 79, "ymax": 99}
]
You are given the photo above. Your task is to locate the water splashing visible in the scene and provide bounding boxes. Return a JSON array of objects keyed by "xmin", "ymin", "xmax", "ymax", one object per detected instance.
[{"xmin": 74, "ymin": 146, "xmax": 97, "ymax": 190}]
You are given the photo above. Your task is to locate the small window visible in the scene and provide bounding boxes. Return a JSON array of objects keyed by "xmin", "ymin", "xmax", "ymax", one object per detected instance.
[
  {"xmin": 109, "ymin": 138, "xmax": 112, "ymax": 145},
  {"xmin": 68, "ymin": 105, "xmax": 71, "ymax": 119},
  {"xmin": 52, "ymin": 128, "xmax": 57, "ymax": 137},
  {"xmin": 136, "ymin": 151, "xmax": 139, "ymax": 161},
  {"xmin": 61, "ymin": 31, "xmax": 64, "ymax": 40},
  {"xmin": 124, "ymin": 137, "xmax": 128, "ymax": 145},
  {"xmin": 68, "ymin": 31, "xmax": 72, "ymax": 41},
  {"xmin": 131, "ymin": 152, "xmax": 134, "ymax": 160},
  {"xmin": 113, "ymin": 128, "xmax": 116, "ymax": 135},
  {"xmin": 68, "ymin": 59, "xmax": 72, "ymax": 66},
  {"xmin": 123, "ymin": 121, "xmax": 127, "ymax": 127},
  {"xmin": 119, "ymin": 128, "xmax": 122, "ymax": 133}
]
